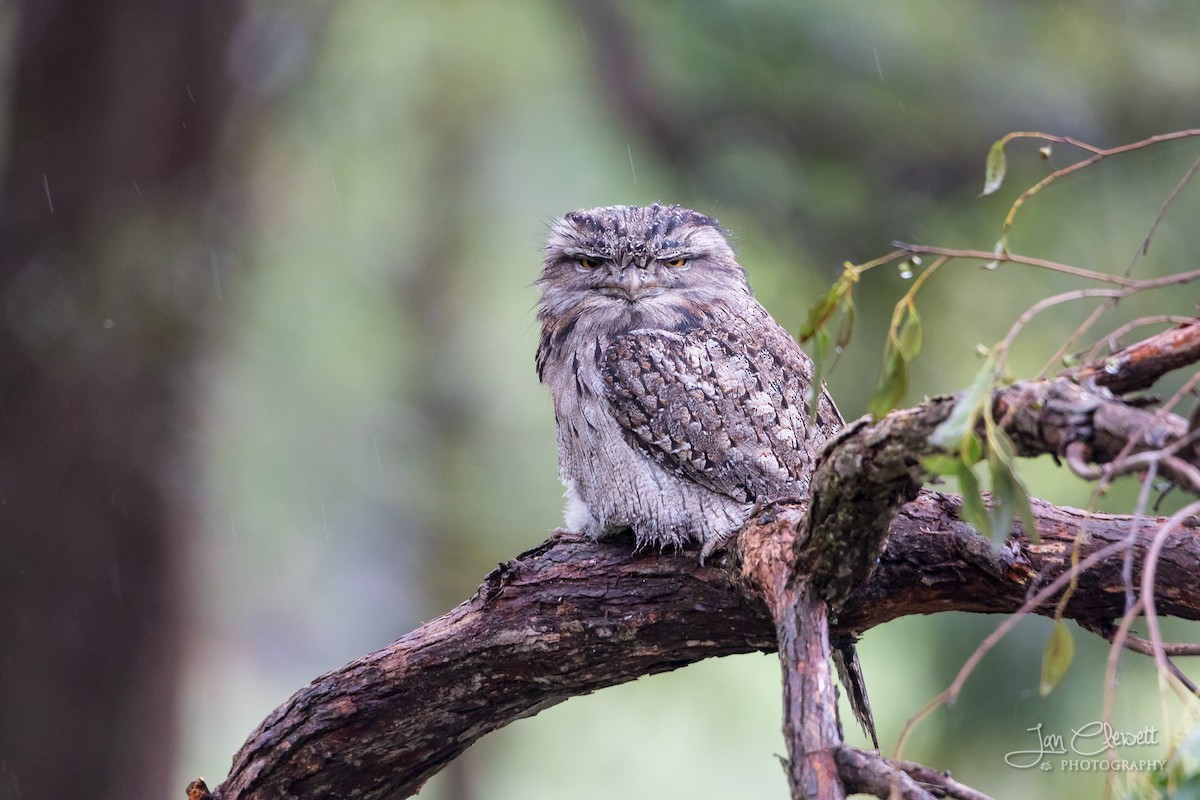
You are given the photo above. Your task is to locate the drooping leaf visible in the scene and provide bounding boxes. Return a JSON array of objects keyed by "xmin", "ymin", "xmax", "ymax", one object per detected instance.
[
  {"xmin": 982, "ymin": 138, "xmax": 1008, "ymax": 196},
  {"xmin": 835, "ymin": 294, "xmax": 856, "ymax": 351},
  {"xmin": 867, "ymin": 303, "xmax": 925, "ymax": 419},
  {"xmin": 962, "ymin": 431, "xmax": 983, "ymax": 465},
  {"xmin": 988, "ymin": 426, "xmax": 1039, "ymax": 543},
  {"xmin": 867, "ymin": 345, "xmax": 908, "ymax": 419},
  {"xmin": 988, "ymin": 455, "xmax": 1017, "ymax": 547},
  {"xmin": 808, "ymin": 326, "xmax": 831, "ymax": 418},
  {"xmin": 930, "ymin": 355, "xmax": 997, "ymax": 451},
  {"xmin": 1009, "ymin": 461, "xmax": 1039, "ymax": 542},
  {"xmin": 800, "ymin": 281, "xmax": 844, "ymax": 342},
  {"xmin": 920, "ymin": 454, "xmax": 962, "ymax": 477},
  {"xmin": 955, "ymin": 462, "xmax": 989, "ymax": 538},
  {"xmin": 896, "ymin": 306, "xmax": 923, "ymax": 361},
  {"xmin": 1039, "ymin": 620, "xmax": 1075, "ymax": 697}
]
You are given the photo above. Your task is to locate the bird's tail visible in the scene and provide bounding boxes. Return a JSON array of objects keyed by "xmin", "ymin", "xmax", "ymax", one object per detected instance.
[{"xmin": 833, "ymin": 638, "xmax": 878, "ymax": 750}]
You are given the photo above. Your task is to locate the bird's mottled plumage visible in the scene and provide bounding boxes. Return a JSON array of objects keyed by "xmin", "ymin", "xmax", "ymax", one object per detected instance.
[
  {"xmin": 536, "ymin": 204, "xmax": 876, "ymax": 748},
  {"xmin": 536, "ymin": 203, "xmax": 842, "ymax": 554}
]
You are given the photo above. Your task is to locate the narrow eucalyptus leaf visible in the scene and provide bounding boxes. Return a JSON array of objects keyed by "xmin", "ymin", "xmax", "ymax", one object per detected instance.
[
  {"xmin": 835, "ymin": 295, "xmax": 856, "ymax": 350},
  {"xmin": 990, "ymin": 427, "xmax": 1039, "ymax": 542},
  {"xmin": 867, "ymin": 347, "xmax": 908, "ymax": 419},
  {"xmin": 1040, "ymin": 621, "xmax": 1075, "ymax": 697},
  {"xmin": 930, "ymin": 355, "xmax": 997, "ymax": 451},
  {"xmin": 988, "ymin": 458, "xmax": 1016, "ymax": 547},
  {"xmin": 956, "ymin": 463, "xmax": 990, "ymax": 539},
  {"xmin": 897, "ymin": 307, "xmax": 923, "ymax": 361},
  {"xmin": 982, "ymin": 139, "xmax": 1008, "ymax": 196},
  {"xmin": 809, "ymin": 328, "xmax": 830, "ymax": 418},
  {"xmin": 800, "ymin": 284, "xmax": 842, "ymax": 342}
]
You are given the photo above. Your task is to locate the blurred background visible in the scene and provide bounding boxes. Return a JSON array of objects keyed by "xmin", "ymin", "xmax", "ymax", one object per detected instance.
[{"xmin": 2, "ymin": 1, "xmax": 1199, "ymax": 798}]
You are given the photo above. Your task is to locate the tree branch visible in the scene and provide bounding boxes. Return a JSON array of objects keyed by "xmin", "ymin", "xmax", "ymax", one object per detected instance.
[
  {"xmin": 207, "ymin": 322, "xmax": 1200, "ymax": 800},
  {"xmin": 209, "ymin": 492, "xmax": 1200, "ymax": 799},
  {"xmin": 1074, "ymin": 318, "xmax": 1200, "ymax": 394},
  {"xmin": 836, "ymin": 746, "xmax": 998, "ymax": 800}
]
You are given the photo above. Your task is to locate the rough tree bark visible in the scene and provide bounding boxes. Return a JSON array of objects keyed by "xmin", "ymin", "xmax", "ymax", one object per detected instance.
[{"xmin": 195, "ymin": 321, "xmax": 1200, "ymax": 800}]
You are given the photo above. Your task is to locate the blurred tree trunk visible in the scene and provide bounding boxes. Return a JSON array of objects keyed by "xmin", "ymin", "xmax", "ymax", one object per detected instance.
[{"xmin": 0, "ymin": 2, "xmax": 243, "ymax": 798}]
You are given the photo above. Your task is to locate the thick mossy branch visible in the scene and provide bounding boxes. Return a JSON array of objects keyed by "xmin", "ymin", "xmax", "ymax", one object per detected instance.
[
  {"xmin": 802, "ymin": 409, "xmax": 932, "ymax": 606},
  {"xmin": 802, "ymin": 349, "xmax": 1197, "ymax": 608},
  {"xmin": 208, "ymin": 323, "xmax": 1200, "ymax": 800},
  {"xmin": 211, "ymin": 497, "xmax": 1200, "ymax": 800}
]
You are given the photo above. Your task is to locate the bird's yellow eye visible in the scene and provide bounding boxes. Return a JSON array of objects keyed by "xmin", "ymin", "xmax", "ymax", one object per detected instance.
[
  {"xmin": 578, "ymin": 256, "xmax": 601, "ymax": 270},
  {"xmin": 663, "ymin": 257, "xmax": 688, "ymax": 268}
]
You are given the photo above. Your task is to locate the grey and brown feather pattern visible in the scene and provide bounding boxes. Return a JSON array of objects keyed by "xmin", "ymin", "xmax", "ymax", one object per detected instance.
[
  {"xmin": 603, "ymin": 313, "xmax": 829, "ymax": 505},
  {"xmin": 536, "ymin": 203, "xmax": 842, "ymax": 554},
  {"xmin": 536, "ymin": 205, "xmax": 875, "ymax": 746}
]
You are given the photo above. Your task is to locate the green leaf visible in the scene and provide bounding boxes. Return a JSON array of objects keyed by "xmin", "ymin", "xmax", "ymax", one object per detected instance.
[
  {"xmin": 920, "ymin": 454, "xmax": 962, "ymax": 477},
  {"xmin": 800, "ymin": 283, "xmax": 843, "ymax": 342},
  {"xmin": 982, "ymin": 138, "xmax": 1007, "ymax": 196},
  {"xmin": 929, "ymin": 355, "xmax": 997, "ymax": 451},
  {"xmin": 1039, "ymin": 620, "xmax": 1075, "ymax": 697},
  {"xmin": 962, "ymin": 432, "xmax": 983, "ymax": 465},
  {"xmin": 808, "ymin": 327, "xmax": 831, "ymax": 418},
  {"xmin": 955, "ymin": 462, "xmax": 990, "ymax": 538},
  {"xmin": 896, "ymin": 306, "xmax": 923, "ymax": 361},
  {"xmin": 1011, "ymin": 464, "xmax": 1039, "ymax": 542},
  {"xmin": 835, "ymin": 294, "xmax": 856, "ymax": 351},
  {"xmin": 988, "ymin": 456, "xmax": 1017, "ymax": 547},
  {"xmin": 867, "ymin": 345, "xmax": 908, "ymax": 419},
  {"xmin": 867, "ymin": 304, "xmax": 925, "ymax": 419},
  {"xmin": 988, "ymin": 426, "xmax": 1038, "ymax": 543}
]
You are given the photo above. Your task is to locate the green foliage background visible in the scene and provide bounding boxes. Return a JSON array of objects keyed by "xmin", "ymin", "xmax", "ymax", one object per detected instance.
[{"xmin": 184, "ymin": 2, "xmax": 1200, "ymax": 797}]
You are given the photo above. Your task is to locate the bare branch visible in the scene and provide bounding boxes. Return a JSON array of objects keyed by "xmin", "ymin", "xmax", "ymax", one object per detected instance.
[
  {"xmin": 1074, "ymin": 319, "xmax": 1200, "ymax": 394},
  {"xmin": 835, "ymin": 747, "xmax": 937, "ymax": 799}
]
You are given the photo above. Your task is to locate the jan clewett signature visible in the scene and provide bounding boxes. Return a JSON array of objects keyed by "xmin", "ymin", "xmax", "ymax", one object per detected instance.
[{"xmin": 1004, "ymin": 721, "xmax": 1160, "ymax": 769}]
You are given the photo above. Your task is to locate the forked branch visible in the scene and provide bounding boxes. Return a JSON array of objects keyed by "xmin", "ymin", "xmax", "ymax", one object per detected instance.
[
  {"xmin": 207, "ymin": 488, "xmax": 1200, "ymax": 799},
  {"xmin": 205, "ymin": 322, "xmax": 1200, "ymax": 800}
]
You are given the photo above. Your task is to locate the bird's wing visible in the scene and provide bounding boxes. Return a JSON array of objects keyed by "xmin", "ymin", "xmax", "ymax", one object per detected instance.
[{"xmin": 601, "ymin": 314, "xmax": 840, "ymax": 504}]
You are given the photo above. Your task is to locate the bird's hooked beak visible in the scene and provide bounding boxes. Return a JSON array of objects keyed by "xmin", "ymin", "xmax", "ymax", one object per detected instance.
[{"xmin": 597, "ymin": 262, "xmax": 663, "ymax": 302}]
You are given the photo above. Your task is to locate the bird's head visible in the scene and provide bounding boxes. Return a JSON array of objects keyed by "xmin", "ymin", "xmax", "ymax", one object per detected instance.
[{"xmin": 537, "ymin": 203, "xmax": 751, "ymax": 335}]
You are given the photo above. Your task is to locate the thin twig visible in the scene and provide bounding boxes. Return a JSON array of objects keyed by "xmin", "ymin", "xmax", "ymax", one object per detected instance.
[
  {"xmin": 891, "ymin": 243, "xmax": 1141, "ymax": 286},
  {"xmin": 892, "ymin": 242, "xmax": 1200, "ymax": 292},
  {"xmin": 1084, "ymin": 620, "xmax": 1200, "ymax": 659},
  {"xmin": 1064, "ymin": 436, "xmax": 1200, "ymax": 491},
  {"xmin": 996, "ymin": 289, "xmax": 1123, "ymax": 373},
  {"xmin": 893, "ymin": 536, "xmax": 1134, "ymax": 762},
  {"xmin": 1128, "ymin": 154, "xmax": 1200, "ymax": 276},
  {"xmin": 1138, "ymin": 499, "xmax": 1200, "ymax": 715},
  {"xmin": 1096, "ymin": 372, "xmax": 1200, "ymax": 498},
  {"xmin": 1101, "ymin": 593, "xmax": 1145, "ymax": 799},
  {"xmin": 1040, "ymin": 300, "xmax": 1112, "ymax": 380},
  {"xmin": 997, "ymin": 129, "xmax": 1200, "ymax": 241},
  {"xmin": 895, "ymin": 758, "xmax": 1000, "ymax": 800},
  {"xmin": 1085, "ymin": 316, "xmax": 1199, "ymax": 364}
]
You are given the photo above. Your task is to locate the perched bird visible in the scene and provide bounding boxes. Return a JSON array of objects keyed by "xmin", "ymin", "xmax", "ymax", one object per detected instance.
[
  {"xmin": 536, "ymin": 204, "xmax": 877, "ymax": 749},
  {"xmin": 536, "ymin": 203, "xmax": 842, "ymax": 557}
]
